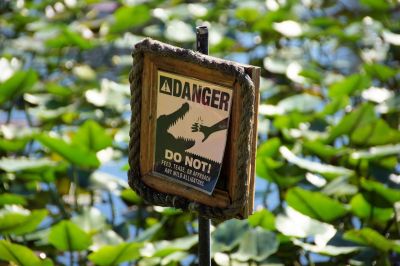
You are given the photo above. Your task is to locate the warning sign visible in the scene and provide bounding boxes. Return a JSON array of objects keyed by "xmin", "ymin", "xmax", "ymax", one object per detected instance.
[{"xmin": 153, "ymin": 70, "xmax": 233, "ymax": 195}]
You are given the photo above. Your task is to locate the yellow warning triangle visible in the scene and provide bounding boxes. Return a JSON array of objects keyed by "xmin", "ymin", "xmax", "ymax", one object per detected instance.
[{"xmin": 161, "ymin": 80, "xmax": 171, "ymax": 93}]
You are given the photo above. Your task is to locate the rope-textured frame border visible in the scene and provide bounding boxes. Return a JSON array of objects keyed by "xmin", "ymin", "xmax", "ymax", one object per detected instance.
[{"xmin": 128, "ymin": 38, "xmax": 255, "ymax": 219}]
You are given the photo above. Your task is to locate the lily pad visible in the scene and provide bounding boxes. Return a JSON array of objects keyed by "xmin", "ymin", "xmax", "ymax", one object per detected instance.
[
  {"xmin": 0, "ymin": 206, "xmax": 47, "ymax": 236},
  {"xmin": 232, "ymin": 227, "xmax": 278, "ymax": 262},
  {"xmin": 88, "ymin": 242, "xmax": 143, "ymax": 266},
  {"xmin": 0, "ymin": 70, "xmax": 37, "ymax": 105},
  {"xmin": 212, "ymin": 219, "xmax": 250, "ymax": 253},
  {"xmin": 276, "ymin": 207, "xmax": 336, "ymax": 246},
  {"xmin": 286, "ymin": 187, "xmax": 348, "ymax": 222},
  {"xmin": 344, "ymin": 228, "xmax": 396, "ymax": 252},
  {"xmin": 350, "ymin": 194, "xmax": 393, "ymax": 222},
  {"xmin": 248, "ymin": 209, "xmax": 276, "ymax": 230},
  {"xmin": 37, "ymin": 134, "xmax": 100, "ymax": 168},
  {"xmin": 0, "ymin": 240, "xmax": 41, "ymax": 266},
  {"xmin": 280, "ymin": 146, "xmax": 354, "ymax": 177},
  {"xmin": 72, "ymin": 120, "xmax": 113, "ymax": 152},
  {"xmin": 48, "ymin": 220, "xmax": 92, "ymax": 251},
  {"xmin": 0, "ymin": 157, "xmax": 55, "ymax": 172}
]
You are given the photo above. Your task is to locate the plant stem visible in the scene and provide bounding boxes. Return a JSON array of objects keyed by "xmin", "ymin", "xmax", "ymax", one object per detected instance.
[
  {"xmin": 367, "ymin": 192, "xmax": 376, "ymax": 226},
  {"xmin": 393, "ymin": 206, "xmax": 400, "ymax": 236},
  {"xmin": 263, "ymin": 182, "xmax": 272, "ymax": 208},
  {"xmin": 135, "ymin": 205, "xmax": 144, "ymax": 238},
  {"xmin": 23, "ymin": 101, "xmax": 33, "ymax": 127},
  {"xmin": 306, "ymin": 251, "xmax": 315, "ymax": 266},
  {"xmin": 107, "ymin": 190, "xmax": 116, "ymax": 227},
  {"xmin": 89, "ymin": 190, "xmax": 94, "ymax": 207},
  {"xmin": 70, "ymin": 167, "xmax": 79, "ymax": 212},
  {"xmin": 6, "ymin": 105, "xmax": 12, "ymax": 124},
  {"xmin": 48, "ymin": 182, "xmax": 69, "ymax": 219},
  {"xmin": 69, "ymin": 251, "xmax": 74, "ymax": 266}
]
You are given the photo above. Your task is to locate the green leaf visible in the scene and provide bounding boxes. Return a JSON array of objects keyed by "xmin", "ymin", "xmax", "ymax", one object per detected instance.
[
  {"xmin": 364, "ymin": 63, "xmax": 397, "ymax": 81},
  {"xmin": 350, "ymin": 119, "xmax": 400, "ymax": 146},
  {"xmin": 151, "ymin": 235, "xmax": 197, "ymax": 257},
  {"xmin": 235, "ymin": 7, "xmax": 261, "ymax": 23},
  {"xmin": 88, "ymin": 242, "xmax": 143, "ymax": 266},
  {"xmin": 46, "ymin": 83, "xmax": 73, "ymax": 97},
  {"xmin": 46, "ymin": 27, "xmax": 93, "ymax": 50},
  {"xmin": 0, "ymin": 193, "xmax": 27, "ymax": 207},
  {"xmin": 0, "ymin": 157, "xmax": 56, "ymax": 172},
  {"xmin": 361, "ymin": 179, "xmax": 400, "ymax": 204},
  {"xmin": 135, "ymin": 221, "xmax": 164, "ymax": 242},
  {"xmin": 292, "ymin": 239, "xmax": 359, "ymax": 256},
  {"xmin": 256, "ymin": 159, "xmax": 304, "ymax": 187},
  {"xmin": 0, "ymin": 206, "xmax": 47, "ymax": 235},
  {"xmin": 254, "ymin": 9, "xmax": 289, "ymax": 32},
  {"xmin": 280, "ymin": 146, "xmax": 354, "ymax": 177},
  {"xmin": 327, "ymin": 103, "xmax": 376, "ymax": 142},
  {"xmin": 120, "ymin": 189, "xmax": 142, "ymax": 204},
  {"xmin": 276, "ymin": 207, "xmax": 336, "ymax": 240},
  {"xmin": 110, "ymin": 5, "xmax": 151, "ymax": 33},
  {"xmin": 231, "ymin": 228, "xmax": 278, "ymax": 262},
  {"xmin": 91, "ymin": 230, "xmax": 124, "ymax": 251},
  {"xmin": 72, "ymin": 65, "xmax": 96, "ymax": 81},
  {"xmin": 36, "ymin": 258, "xmax": 54, "ymax": 266},
  {"xmin": 344, "ymin": 228, "xmax": 395, "ymax": 252},
  {"xmin": 351, "ymin": 143, "xmax": 400, "ymax": 160},
  {"xmin": 360, "ymin": 0, "xmax": 390, "ymax": 10},
  {"xmin": 48, "ymin": 220, "xmax": 92, "ymax": 251},
  {"xmin": 286, "ymin": 187, "xmax": 347, "ymax": 222},
  {"xmin": 0, "ymin": 70, "xmax": 38, "ymax": 105},
  {"xmin": 165, "ymin": 20, "xmax": 195, "ymax": 42},
  {"xmin": 72, "ymin": 120, "xmax": 113, "ymax": 152},
  {"xmin": 377, "ymin": 94, "xmax": 400, "ymax": 114},
  {"xmin": 153, "ymin": 206, "xmax": 183, "ymax": 216},
  {"xmin": 319, "ymin": 97, "xmax": 349, "ymax": 116},
  {"xmin": 321, "ymin": 176, "xmax": 358, "ymax": 196},
  {"xmin": 248, "ymin": 209, "xmax": 276, "ymax": 230},
  {"xmin": 328, "ymin": 74, "xmax": 370, "ymax": 98},
  {"xmin": 350, "ymin": 194, "xmax": 393, "ymax": 222},
  {"xmin": 309, "ymin": 17, "xmax": 339, "ymax": 28},
  {"xmin": 298, "ymin": 69, "xmax": 322, "ymax": 83},
  {"xmin": 277, "ymin": 94, "xmax": 323, "ymax": 113},
  {"xmin": 71, "ymin": 207, "xmax": 107, "ymax": 234},
  {"xmin": 141, "ymin": 235, "xmax": 197, "ymax": 258},
  {"xmin": 160, "ymin": 251, "xmax": 188, "ymax": 265},
  {"xmin": 212, "ymin": 219, "xmax": 249, "ymax": 253},
  {"xmin": 273, "ymin": 112, "xmax": 311, "ymax": 130},
  {"xmin": 0, "ymin": 240, "xmax": 40, "ymax": 266},
  {"xmin": 256, "ymin": 137, "xmax": 281, "ymax": 158},
  {"xmin": 0, "ymin": 138, "xmax": 28, "ymax": 152},
  {"xmin": 37, "ymin": 134, "xmax": 100, "ymax": 168},
  {"xmin": 63, "ymin": 28, "xmax": 93, "ymax": 50},
  {"xmin": 303, "ymin": 141, "xmax": 347, "ymax": 161},
  {"xmin": 90, "ymin": 171, "xmax": 128, "ymax": 193}
]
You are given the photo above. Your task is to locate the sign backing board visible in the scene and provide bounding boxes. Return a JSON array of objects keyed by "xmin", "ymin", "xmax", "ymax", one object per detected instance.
[
  {"xmin": 153, "ymin": 70, "xmax": 233, "ymax": 195},
  {"xmin": 128, "ymin": 38, "xmax": 259, "ymax": 219}
]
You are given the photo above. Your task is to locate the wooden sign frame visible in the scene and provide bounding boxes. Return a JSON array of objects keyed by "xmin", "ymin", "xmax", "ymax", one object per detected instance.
[{"xmin": 128, "ymin": 38, "xmax": 259, "ymax": 219}]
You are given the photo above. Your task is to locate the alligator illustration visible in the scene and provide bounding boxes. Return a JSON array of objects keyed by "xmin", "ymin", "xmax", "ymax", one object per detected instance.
[
  {"xmin": 191, "ymin": 117, "xmax": 229, "ymax": 142},
  {"xmin": 155, "ymin": 103, "xmax": 196, "ymax": 162}
]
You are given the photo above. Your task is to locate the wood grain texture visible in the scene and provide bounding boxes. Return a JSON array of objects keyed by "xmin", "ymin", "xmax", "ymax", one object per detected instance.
[{"xmin": 138, "ymin": 52, "xmax": 259, "ymax": 217}]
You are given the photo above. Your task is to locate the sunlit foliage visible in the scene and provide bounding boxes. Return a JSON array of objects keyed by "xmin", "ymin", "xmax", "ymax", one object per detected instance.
[{"xmin": 1, "ymin": 0, "xmax": 400, "ymax": 265}]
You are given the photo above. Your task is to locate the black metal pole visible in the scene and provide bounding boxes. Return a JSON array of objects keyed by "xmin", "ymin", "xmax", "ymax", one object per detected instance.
[
  {"xmin": 196, "ymin": 26, "xmax": 208, "ymax": 55},
  {"xmin": 196, "ymin": 25, "xmax": 211, "ymax": 266}
]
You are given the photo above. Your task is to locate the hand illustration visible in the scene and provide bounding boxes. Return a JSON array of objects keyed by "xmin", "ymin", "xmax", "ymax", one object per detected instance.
[{"xmin": 191, "ymin": 117, "xmax": 229, "ymax": 142}]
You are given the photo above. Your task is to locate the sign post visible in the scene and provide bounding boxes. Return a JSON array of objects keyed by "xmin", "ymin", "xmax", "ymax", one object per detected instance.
[
  {"xmin": 196, "ymin": 25, "xmax": 211, "ymax": 266},
  {"xmin": 128, "ymin": 24, "xmax": 259, "ymax": 257}
]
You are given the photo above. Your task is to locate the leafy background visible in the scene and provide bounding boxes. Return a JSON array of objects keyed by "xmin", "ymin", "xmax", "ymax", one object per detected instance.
[{"xmin": 1, "ymin": 0, "xmax": 400, "ymax": 265}]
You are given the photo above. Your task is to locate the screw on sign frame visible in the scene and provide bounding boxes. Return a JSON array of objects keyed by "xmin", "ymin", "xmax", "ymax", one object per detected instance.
[{"xmin": 127, "ymin": 29, "xmax": 259, "ymax": 221}]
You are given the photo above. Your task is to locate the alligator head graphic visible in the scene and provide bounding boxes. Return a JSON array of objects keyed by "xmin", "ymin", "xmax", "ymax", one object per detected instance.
[{"xmin": 155, "ymin": 103, "xmax": 196, "ymax": 162}]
